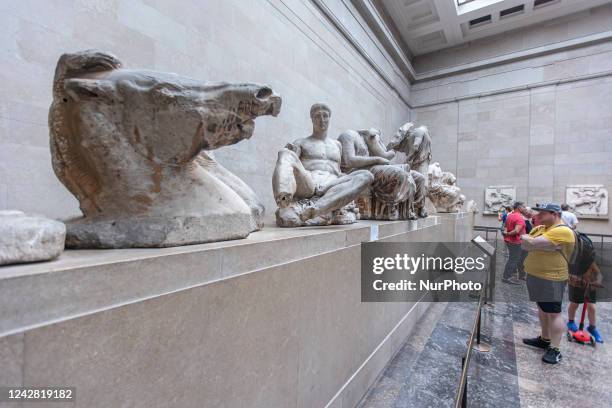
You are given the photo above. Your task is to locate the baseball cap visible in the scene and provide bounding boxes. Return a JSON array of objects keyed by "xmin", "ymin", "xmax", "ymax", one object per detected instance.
[{"xmin": 533, "ymin": 203, "xmax": 562, "ymax": 214}]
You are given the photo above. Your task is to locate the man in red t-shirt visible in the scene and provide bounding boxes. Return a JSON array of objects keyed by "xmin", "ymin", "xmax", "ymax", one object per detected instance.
[{"xmin": 501, "ymin": 201, "xmax": 526, "ymax": 284}]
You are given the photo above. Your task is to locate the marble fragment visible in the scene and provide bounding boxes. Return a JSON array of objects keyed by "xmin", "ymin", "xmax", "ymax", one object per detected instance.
[{"xmin": 0, "ymin": 210, "xmax": 65, "ymax": 265}]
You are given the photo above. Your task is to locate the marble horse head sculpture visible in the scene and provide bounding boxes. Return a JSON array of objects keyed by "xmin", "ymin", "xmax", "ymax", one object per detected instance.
[
  {"xmin": 386, "ymin": 123, "xmax": 432, "ymax": 174},
  {"xmin": 49, "ymin": 50, "xmax": 281, "ymax": 248}
]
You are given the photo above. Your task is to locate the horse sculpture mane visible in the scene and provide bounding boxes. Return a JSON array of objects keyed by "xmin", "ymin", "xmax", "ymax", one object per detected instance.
[
  {"xmin": 386, "ymin": 122, "xmax": 431, "ymax": 162},
  {"xmin": 49, "ymin": 50, "xmax": 282, "ymax": 248}
]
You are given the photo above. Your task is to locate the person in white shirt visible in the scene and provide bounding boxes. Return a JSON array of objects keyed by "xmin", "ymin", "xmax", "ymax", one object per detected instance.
[{"xmin": 561, "ymin": 204, "xmax": 579, "ymax": 230}]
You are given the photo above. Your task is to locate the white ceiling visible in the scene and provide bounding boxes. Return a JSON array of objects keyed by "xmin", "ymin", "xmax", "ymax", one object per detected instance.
[{"xmin": 377, "ymin": 0, "xmax": 612, "ymax": 56}]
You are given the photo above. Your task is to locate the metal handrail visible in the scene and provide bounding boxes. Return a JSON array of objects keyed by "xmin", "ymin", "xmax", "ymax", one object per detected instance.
[
  {"xmin": 578, "ymin": 233, "xmax": 612, "ymax": 266},
  {"xmin": 474, "ymin": 226, "xmax": 612, "ymax": 265},
  {"xmin": 474, "ymin": 225, "xmax": 612, "ymax": 240},
  {"xmin": 473, "ymin": 226, "xmax": 500, "ymax": 253},
  {"xmin": 453, "ymin": 284, "xmax": 486, "ymax": 408},
  {"xmin": 457, "ymin": 227, "xmax": 611, "ymax": 406},
  {"xmin": 454, "ymin": 235, "xmax": 497, "ymax": 407}
]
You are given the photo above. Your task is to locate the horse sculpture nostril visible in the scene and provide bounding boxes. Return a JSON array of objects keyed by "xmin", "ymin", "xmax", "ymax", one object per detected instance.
[{"xmin": 256, "ymin": 87, "xmax": 272, "ymax": 99}]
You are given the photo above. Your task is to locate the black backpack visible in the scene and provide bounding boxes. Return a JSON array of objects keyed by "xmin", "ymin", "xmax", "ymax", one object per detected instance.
[{"xmin": 554, "ymin": 225, "xmax": 595, "ymax": 278}]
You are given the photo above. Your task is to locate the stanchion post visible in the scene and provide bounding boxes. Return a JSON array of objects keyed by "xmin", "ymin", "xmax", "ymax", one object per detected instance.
[
  {"xmin": 476, "ymin": 308, "xmax": 481, "ymax": 345},
  {"xmin": 488, "ymin": 251, "xmax": 496, "ymax": 304},
  {"xmin": 461, "ymin": 357, "xmax": 467, "ymax": 408},
  {"xmin": 472, "ymin": 295, "xmax": 492, "ymax": 352}
]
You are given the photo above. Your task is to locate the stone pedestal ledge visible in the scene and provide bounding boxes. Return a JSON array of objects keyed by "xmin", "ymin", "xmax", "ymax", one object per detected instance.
[
  {"xmin": 0, "ymin": 217, "xmax": 441, "ymax": 336},
  {"xmin": 0, "ymin": 215, "xmax": 474, "ymax": 408}
]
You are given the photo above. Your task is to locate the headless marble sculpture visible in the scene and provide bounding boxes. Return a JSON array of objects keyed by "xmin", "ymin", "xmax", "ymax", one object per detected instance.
[
  {"xmin": 385, "ymin": 123, "xmax": 431, "ymax": 218},
  {"xmin": 465, "ymin": 200, "xmax": 479, "ymax": 214},
  {"xmin": 49, "ymin": 50, "xmax": 281, "ymax": 248},
  {"xmin": 428, "ymin": 162, "xmax": 465, "ymax": 213},
  {"xmin": 272, "ymin": 104, "xmax": 373, "ymax": 227},
  {"xmin": 339, "ymin": 128, "xmax": 418, "ymax": 220},
  {"xmin": 0, "ymin": 211, "xmax": 66, "ymax": 265}
]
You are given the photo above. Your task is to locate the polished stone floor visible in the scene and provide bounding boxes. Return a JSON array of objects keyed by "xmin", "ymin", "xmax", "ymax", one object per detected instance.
[{"xmin": 358, "ymin": 252, "xmax": 611, "ymax": 408}]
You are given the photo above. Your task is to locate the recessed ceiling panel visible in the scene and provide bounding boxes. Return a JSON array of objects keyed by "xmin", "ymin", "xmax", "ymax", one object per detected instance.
[{"xmin": 376, "ymin": 0, "xmax": 612, "ymax": 56}]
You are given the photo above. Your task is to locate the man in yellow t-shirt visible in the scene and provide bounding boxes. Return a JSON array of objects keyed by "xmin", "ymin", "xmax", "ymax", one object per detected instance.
[{"xmin": 520, "ymin": 203, "xmax": 575, "ymax": 365}]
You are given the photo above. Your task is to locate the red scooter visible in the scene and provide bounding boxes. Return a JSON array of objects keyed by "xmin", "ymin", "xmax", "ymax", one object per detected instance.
[{"xmin": 566, "ymin": 285, "xmax": 596, "ymax": 347}]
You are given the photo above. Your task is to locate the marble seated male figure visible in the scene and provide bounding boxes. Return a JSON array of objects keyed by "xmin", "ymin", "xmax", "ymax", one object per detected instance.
[
  {"xmin": 272, "ymin": 103, "xmax": 373, "ymax": 227},
  {"xmin": 338, "ymin": 128, "xmax": 420, "ymax": 220}
]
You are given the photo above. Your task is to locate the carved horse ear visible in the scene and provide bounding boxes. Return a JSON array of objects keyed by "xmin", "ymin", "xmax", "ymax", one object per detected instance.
[{"xmin": 64, "ymin": 78, "xmax": 115, "ymax": 102}]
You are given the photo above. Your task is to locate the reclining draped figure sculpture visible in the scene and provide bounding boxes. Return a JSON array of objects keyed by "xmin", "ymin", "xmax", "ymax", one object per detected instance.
[
  {"xmin": 427, "ymin": 162, "xmax": 465, "ymax": 213},
  {"xmin": 339, "ymin": 128, "xmax": 425, "ymax": 221},
  {"xmin": 49, "ymin": 50, "xmax": 281, "ymax": 248},
  {"xmin": 345, "ymin": 122, "xmax": 430, "ymax": 220}
]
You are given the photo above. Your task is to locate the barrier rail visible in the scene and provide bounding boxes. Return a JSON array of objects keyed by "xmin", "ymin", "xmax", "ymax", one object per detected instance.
[
  {"xmin": 474, "ymin": 225, "xmax": 612, "ymax": 266},
  {"xmin": 454, "ymin": 236, "xmax": 495, "ymax": 407},
  {"xmin": 453, "ymin": 283, "xmax": 487, "ymax": 408},
  {"xmin": 473, "ymin": 226, "xmax": 500, "ymax": 254},
  {"xmin": 460, "ymin": 227, "xmax": 612, "ymax": 406},
  {"xmin": 582, "ymin": 232, "xmax": 612, "ymax": 266}
]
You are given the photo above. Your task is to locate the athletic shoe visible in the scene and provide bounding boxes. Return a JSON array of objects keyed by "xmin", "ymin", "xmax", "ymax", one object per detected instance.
[
  {"xmin": 567, "ymin": 321, "xmax": 578, "ymax": 332},
  {"xmin": 542, "ymin": 347, "xmax": 562, "ymax": 364},
  {"xmin": 522, "ymin": 336, "xmax": 551, "ymax": 349},
  {"xmin": 587, "ymin": 326, "xmax": 604, "ymax": 343},
  {"xmin": 502, "ymin": 277, "xmax": 520, "ymax": 285}
]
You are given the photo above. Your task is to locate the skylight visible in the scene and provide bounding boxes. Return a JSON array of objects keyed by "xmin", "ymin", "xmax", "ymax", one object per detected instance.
[
  {"xmin": 534, "ymin": 0, "xmax": 559, "ymax": 8},
  {"xmin": 500, "ymin": 4, "xmax": 525, "ymax": 18},
  {"xmin": 469, "ymin": 14, "xmax": 492, "ymax": 28}
]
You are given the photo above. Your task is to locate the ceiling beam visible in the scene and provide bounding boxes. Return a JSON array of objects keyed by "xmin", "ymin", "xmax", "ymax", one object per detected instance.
[{"xmin": 432, "ymin": 0, "xmax": 464, "ymax": 46}]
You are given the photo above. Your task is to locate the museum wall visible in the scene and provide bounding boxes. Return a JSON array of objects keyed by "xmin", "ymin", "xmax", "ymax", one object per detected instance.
[
  {"xmin": 0, "ymin": 0, "xmax": 412, "ymax": 221},
  {"xmin": 412, "ymin": 39, "xmax": 612, "ymax": 234}
]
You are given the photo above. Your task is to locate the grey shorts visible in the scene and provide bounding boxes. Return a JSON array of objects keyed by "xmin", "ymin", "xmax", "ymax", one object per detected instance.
[{"xmin": 526, "ymin": 274, "xmax": 567, "ymax": 304}]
